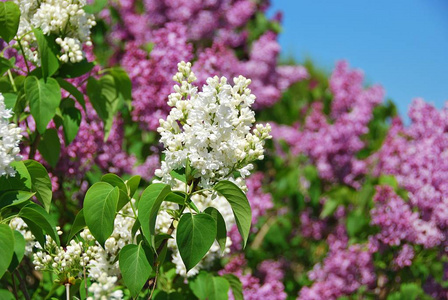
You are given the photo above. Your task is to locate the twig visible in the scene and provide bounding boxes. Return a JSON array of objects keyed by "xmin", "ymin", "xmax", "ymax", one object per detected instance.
[
  {"xmin": 11, "ymin": 273, "xmax": 19, "ymax": 300},
  {"xmin": 28, "ymin": 131, "xmax": 41, "ymax": 160},
  {"xmin": 17, "ymin": 40, "xmax": 30, "ymax": 74},
  {"xmin": 14, "ymin": 270, "xmax": 30, "ymax": 300},
  {"xmin": 251, "ymin": 216, "xmax": 277, "ymax": 250},
  {"xmin": 147, "ymin": 263, "xmax": 159, "ymax": 300}
]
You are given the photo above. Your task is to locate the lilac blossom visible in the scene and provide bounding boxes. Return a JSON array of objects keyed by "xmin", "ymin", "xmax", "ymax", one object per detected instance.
[
  {"xmin": 272, "ymin": 61, "xmax": 383, "ymax": 188},
  {"xmin": 220, "ymin": 254, "xmax": 287, "ymax": 300},
  {"xmin": 298, "ymin": 227, "xmax": 375, "ymax": 300},
  {"xmin": 110, "ymin": 1, "xmax": 307, "ymax": 130},
  {"xmin": 374, "ymin": 99, "xmax": 448, "ymax": 248}
]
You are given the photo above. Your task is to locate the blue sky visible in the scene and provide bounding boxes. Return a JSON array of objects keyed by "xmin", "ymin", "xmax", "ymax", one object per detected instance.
[{"xmin": 268, "ymin": 0, "xmax": 448, "ymax": 119}]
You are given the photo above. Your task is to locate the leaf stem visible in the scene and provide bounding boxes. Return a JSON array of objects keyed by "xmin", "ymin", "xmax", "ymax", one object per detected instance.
[
  {"xmin": 17, "ymin": 40, "xmax": 31, "ymax": 74},
  {"xmin": 11, "ymin": 273, "xmax": 19, "ymax": 300},
  {"xmin": 7, "ymin": 69, "xmax": 17, "ymax": 92},
  {"xmin": 147, "ymin": 264, "xmax": 159, "ymax": 300}
]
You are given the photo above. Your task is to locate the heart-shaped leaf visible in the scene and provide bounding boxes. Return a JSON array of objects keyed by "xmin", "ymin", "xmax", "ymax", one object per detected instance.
[{"xmin": 176, "ymin": 213, "xmax": 216, "ymax": 271}]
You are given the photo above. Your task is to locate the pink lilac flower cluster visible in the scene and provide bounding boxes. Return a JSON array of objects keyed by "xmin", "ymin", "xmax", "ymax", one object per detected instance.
[
  {"xmin": 370, "ymin": 186, "xmax": 443, "ymax": 250},
  {"xmin": 220, "ymin": 254, "xmax": 287, "ymax": 300},
  {"xmin": 374, "ymin": 99, "xmax": 448, "ymax": 248},
  {"xmin": 298, "ymin": 226, "xmax": 375, "ymax": 300},
  {"xmin": 229, "ymin": 172, "xmax": 274, "ymax": 251},
  {"xmin": 272, "ymin": 61, "xmax": 383, "ymax": 188},
  {"xmin": 110, "ymin": 0, "xmax": 307, "ymax": 131}
]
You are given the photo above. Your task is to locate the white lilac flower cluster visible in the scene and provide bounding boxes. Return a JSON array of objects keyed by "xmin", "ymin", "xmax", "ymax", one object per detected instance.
[
  {"xmin": 30, "ymin": 202, "xmax": 136, "ymax": 299},
  {"xmin": 155, "ymin": 61, "xmax": 272, "ymax": 189},
  {"xmin": 9, "ymin": 218, "xmax": 36, "ymax": 255},
  {"xmin": 14, "ymin": 0, "xmax": 96, "ymax": 63},
  {"xmin": 0, "ymin": 93, "xmax": 22, "ymax": 177}
]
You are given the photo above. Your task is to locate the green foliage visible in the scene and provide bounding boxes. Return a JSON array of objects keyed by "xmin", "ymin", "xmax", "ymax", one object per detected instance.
[
  {"xmin": 37, "ymin": 128, "xmax": 61, "ymax": 168},
  {"xmin": 67, "ymin": 209, "xmax": 85, "ymax": 242},
  {"xmin": 221, "ymin": 274, "xmax": 244, "ymax": 300},
  {"xmin": 60, "ymin": 99, "xmax": 82, "ymax": 145},
  {"xmin": 0, "ymin": 1, "xmax": 20, "ymax": 43},
  {"xmin": 83, "ymin": 0, "xmax": 108, "ymax": 14},
  {"xmin": 24, "ymin": 160, "xmax": 53, "ymax": 212},
  {"xmin": 119, "ymin": 243, "xmax": 152, "ymax": 298},
  {"xmin": 86, "ymin": 70, "xmax": 131, "ymax": 140},
  {"xmin": 83, "ymin": 182, "xmax": 119, "ymax": 246},
  {"xmin": 189, "ymin": 272, "xmax": 230, "ymax": 300},
  {"xmin": 176, "ymin": 212, "xmax": 217, "ymax": 271},
  {"xmin": 0, "ymin": 224, "xmax": 15, "ymax": 278},
  {"xmin": 34, "ymin": 29, "xmax": 59, "ymax": 79},
  {"xmin": 0, "ymin": 289, "xmax": 15, "ymax": 300},
  {"xmin": 0, "ymin": 57, "xmax": 15, "ymax": 75},
  {"xmin": 19, "ymin": 203, "xmax": 60, "ymax": 246},
  {"xmin": 213, "ymin": 180, "xmax": 252, "ymax": 248},
  {"xmin": 8, "ymin": 230, "xmax": 25, "ymax": 272},
  {"xmin": 25, "ymin": 76, "xmax": 61, "ymax": 134},
  {"xmin": 204, "ymin": 207, "xmax": 227, "ymax": 253},
  {"xmin": 137, "ymin": 183, "xmax": 172, "ymax": 251}
]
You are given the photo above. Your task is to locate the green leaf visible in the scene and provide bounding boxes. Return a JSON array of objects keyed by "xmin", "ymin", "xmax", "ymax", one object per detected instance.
[
  {"xmin": 24, "ymin": 160, "xmax": 52, "ymax": 212},
  {"xmin": 320, "ymin": 198, "xmax": 339, "ymax": 219},
  {"xmin": 3, "ymin": 92, "xmax": 17, "ymax": 110},
  {"xmin": 190, "ymin": 272, "xmax": 230, "ymax": 300},
  {"xmin": 176, "ymin": 213, "xmax": 216, "ymax": 271},
  {"xmin": 164, "ymin": 191, "xmax": 186, "ymax": 205},
  {"xmin": 56, "ymin": 78, "xmax": 86, "ymax": 110},
  {"xmin": 119, "ymin": 243, "xmax": 152, "ymax": 298},
  {"xmin": 34, "ymin": 28, "xmax": 59, "ymax": 79},
  {"xmin": 0, "ymin": 57, "xmax": 15, "ymax": 76},
  {"xmin": 0, "ymin": 161, "xmax": 31, "ymax": 191},
  {"xmin": 25, "ymin": 76, "xmax": 61, "ymax": 134},
  {"xmin": 0, "ymin": 224, "xmax": 14, "ymax": 278},
  {"xmin": 153, "ymin": 291, "xmax": 183, "ymax": 300},
  {"xmin": 67, "ymin": 209, "xmax": 86, "ymax": 242},
  {"xmin": 101, "ymin": 174, "xmax": 129, "ymax": 211},
  {"xmin": 0, "ymin": 190, "xmax": 35, "ymax": 209},
  {"xmin": 169, "ymin": 169, "xmax": 186, "ymax": 183},
  {"xmin": 209, "ymin": 276, "xmax": 230, "ymax": 300},
  {"xmin": 137, "ymin": 183, "xmax": 171, "ymax": 251},
  {"xmin": 57, "ymin": 60, "xmax": 94, "ymax": 79},
  {"xmin": 102, "ymin": 173, "xmax": 127, "ymax": 194},
  {"xmin": 83, "ymin": 0, "xmax": 107, "ymax": 14},
  {"xmin": 62, "ymin": 106, "xmax": 81, "ymax": 145},
  {"xmin": 8, "ymin": 230, "xmax": 25, "ymax": 272},
  {"xmin": 222, "ymin": 274, "xmax": 243, "ymax": 300},
  {"xmin": 379, "ymin": 175, "xmax": 399, "ymax": 190},
  {"xmin": 84, "ymin": 182, "xmax": 119, "ymax": 246},
  {"xmin": 213, "ymin": 180, "xmax": 252, "ymax": 248},
  {"xmin": 190, "ymin": 272, "xmax": 212, "ymax": 300},
  {"xmin": 204, "ymin": 207, "xmax": 227, "ymax": 253},
  {"xmin": 109, "ymin": 67, "xmax": 132, "ymax": 101},
  {"xmin": 86, "ymin": 75, "xmax": 122, "ymax": 140},
  {"xmin": 346, "ymin": 210, "xmax": 368, "ymax": 238},
  {"xmin": 0, "ymin": 289, "xmax": 15, "ymax": 300},
  {"xmin": 22, "ymin": 218, "xmax": 45, "ymax": 247},
  {"xmin": 0, "ymin": 1, "xmax": 21, "ymax": 43},
  {"xmin": 19, "ymin": 203, "xmax": 59, "ymax": 246},
  {"xmin": 37, "ymin": 128, "xmax": 61, "ymax": 168},
  {"xmin": 125, "ymin": 175, "xmax": 141, "ymax": 198}
]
